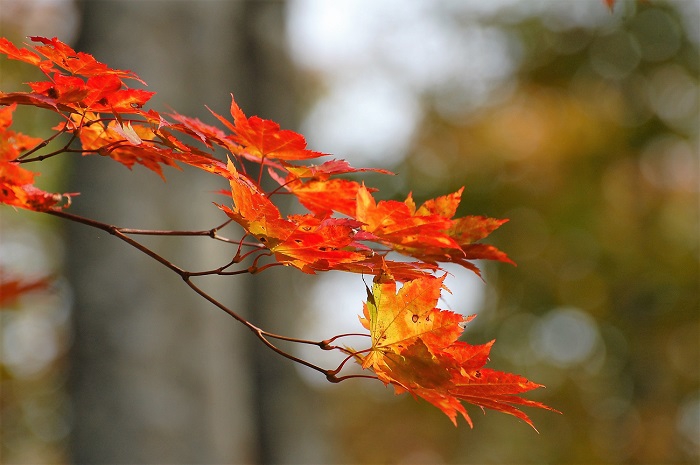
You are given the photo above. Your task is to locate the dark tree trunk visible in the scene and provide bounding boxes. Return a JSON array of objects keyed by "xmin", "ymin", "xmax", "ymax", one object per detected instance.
[{"xmin": 66, "ymin": 1, "xmax": 322, "ymax": 463}]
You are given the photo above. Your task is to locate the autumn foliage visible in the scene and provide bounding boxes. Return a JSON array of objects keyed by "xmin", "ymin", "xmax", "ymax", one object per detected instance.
[{"xmin": 0, "ymin": 36, "xmax": 557, "ymax": 428}]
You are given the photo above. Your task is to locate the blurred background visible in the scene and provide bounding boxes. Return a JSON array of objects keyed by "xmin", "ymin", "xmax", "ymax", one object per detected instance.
[{"xmin": 0, "ymin": 0, "xmax": 698, "ymax": 463}]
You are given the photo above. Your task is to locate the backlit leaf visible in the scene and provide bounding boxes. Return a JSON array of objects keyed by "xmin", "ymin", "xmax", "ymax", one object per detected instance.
[{"xmin": 356, "ymin": 274, "xmax": 558, "ymax": 428}]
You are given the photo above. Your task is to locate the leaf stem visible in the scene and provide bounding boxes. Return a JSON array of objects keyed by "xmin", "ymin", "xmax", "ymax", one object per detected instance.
[{"xmin": 18, "ymin": 129, "xmax": 80, "ymax": 163}]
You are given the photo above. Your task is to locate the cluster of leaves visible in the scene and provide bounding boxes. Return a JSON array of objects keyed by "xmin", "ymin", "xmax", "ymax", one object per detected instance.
[{"xmin": 0, "ymin": 36, "xmax": 556, "ymax": 428}]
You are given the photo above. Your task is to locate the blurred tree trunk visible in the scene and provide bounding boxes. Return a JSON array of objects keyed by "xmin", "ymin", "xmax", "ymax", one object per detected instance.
[
  {"xmin": 66, "ymin": 1, "xmax": 321, "ymax": 463},
  {"xmin": 234, "ymin": 2, "xmax": 330, "ymax": 463}
]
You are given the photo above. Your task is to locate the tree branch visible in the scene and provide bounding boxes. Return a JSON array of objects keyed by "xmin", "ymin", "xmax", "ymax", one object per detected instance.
[{"xmin": 46, "ymin": 208, "xmax": 358, "ymax": 382}]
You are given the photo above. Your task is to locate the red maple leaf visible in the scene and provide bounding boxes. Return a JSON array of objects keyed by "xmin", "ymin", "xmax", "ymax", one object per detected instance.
[
  {"xmin": 1, "ymin": 37, "xmax": 152, "ymax": 116},
  {"xmin": 356, "ymin": 274, "xmax": 558, "ymax": 428},
  {"xmin": 153, "ymin": 128, "xmax": 230, "ymax": 178},
  {"xmin": 356, "ymin": 186, "xmax": 514, "ymax": 276},
  {"xmin": 268, "ymin": 159, "xmax": 391, "ymax": 217},
  {"xmin": 0, "ymin": 37, "xmax": 52, "ymax": 71},
  {"xmin": 330, "ymin": 256, "xmax": 438, "ymax": 282},
  {"xmin": 218, "ymin": 161, "xmax": 370, "ymax": 273},
  {"xmin": 0, "ymin": 91, "xmax": 74, "ymax": 113},
  {"xmin": 28, "ymin": 74, "xmax": 90, "ymax": 104},
  {"xmin": 282, "ymin": 159, "xmax": 393, "ymax": 179},
  {"xmin": 67, "ymin": 112, "xmax": 180, "ymax": 178},
  {"xmin": 0, "ymin": 104, "xmax": 69, "ymax": 211},
  {"xmin": 218, "ymin": 162, "xmax": 449, "ymax": 278},
  {"xmin": 28, "ymin": 36, "xmax": 145, "ymax": 83},
  {"xmin": 0, "ymin": 173, "xmax": 69, "ymax": 211},
  {"xmin": 269, "ymin": 173, "xmax": 369, "ymax": 217},
  {"xmin": 168, "ymin": 111, "xmax": 232, "ymax": 150},
  {"xmin": 22, "ymin": 71, "xmax": 153, "ymax": 114},
  {"xmin": 0, "ymin": 104, "xmax": 43, "ymax": 157},
  {"xmin": 210, "ymin": 95, "xmax": 326, "ymax": 162},
  {"xmin": 355, "ymin": 185, "xmax": 460, "ymax": 251}
]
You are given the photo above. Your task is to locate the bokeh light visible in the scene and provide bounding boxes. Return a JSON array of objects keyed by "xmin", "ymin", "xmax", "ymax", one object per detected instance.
[{"xmin": 288, "ymin": 0, "xmax": 699, "ymax": 462}]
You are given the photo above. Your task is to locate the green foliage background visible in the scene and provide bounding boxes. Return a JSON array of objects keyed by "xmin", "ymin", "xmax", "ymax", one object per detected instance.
[{"xmin": 300, "ymin": 1, "xmax": 699, "ymax": 463}]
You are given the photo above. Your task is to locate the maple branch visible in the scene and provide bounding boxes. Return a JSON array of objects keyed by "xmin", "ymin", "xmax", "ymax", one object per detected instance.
[
  {"xmin": 331, "ymin": 374, "xmax": 379, "ymax": 383},
  {"xmin": 238, "ymin": 247, "xmax": 269, "ymax": 263},
  {"xmin": 47, "ymin": 210, "xmax": 186, "ymax": 275},
  {"xmin": 45, "ymin": 208, "xmax": 359, "ymax": 382},
  {"xmin": 182, "ymin": 277, "xmax": 335, "ymax": 377},
  {"xmin": 321, "ymin": 333, "xmax": 371, "ymax": 346},
  {"xmin": 250, "ymin": 260, "xmax": 283, "ymax": 274},
  {"xmin": 260, "ymin": 330, "xmax": 329, "ymax": 347},
  {"xmin": 115, "ymin": 228, "xmax": 215, "ymax": 236},
  {"xmin": 210, "ymin": 218, "xmax": 234, "ymax": 233},
  {"xmin": 83, "ymin": 219, "xmax": 257, "ymax": 249},
  {"xmin": 18, "ymin": 128, "xmax": 80, "ymax": 163},
  {"xmin": 326, "ymin": 351, "xmax": 365, "ymax": 378},
  {"xmin": 187, "ymin": 267, "xmax": 250, "ymax": 278},
  {"xmin": 15, "ymin": 146, "xmax": 48, "ymax": 163}
]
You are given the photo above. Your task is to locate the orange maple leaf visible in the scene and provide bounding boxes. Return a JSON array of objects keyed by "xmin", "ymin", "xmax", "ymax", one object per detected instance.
[
  {"xmin": 355, "ymin": 185, "xmax": 459, "ymax": 251},
  {"xmin": 277, "ymin": 177, "xmax": 368, "ymax": 217},
  {"xmin": 209, "ymin": 95, "xmax": 326, "ymax": 162},
  {"xmin": 218, "ymin": 162, "xmax": 447, "ymax": 278},
  {"xmin": 358, "ymin": 274, "xmax": 466, "ymax": 367},
  {"xmin": 0, "ymin": 173, "xmax": 69, "ymax": 211},
  {"xmin": 356, "ymin": 186, "xmax": 513, "ymax": 276},
  {"xmin": 330, "ymin": 256, "xmax": 438, "ymax": 281},
  {"xmin": 356, "ymin": 274, "xmax": 557, "ymax": 428},
  {"xmin": 0, "ymin": 104, "xmax": 69, "ymax": 211},
  {"xmin": 413, "ymin": 189, "xmax": 514, "ymax": 272},
  {"xmin": 19, "ymin": 71, "xmax": 153, "ymax": 114},
  {"xmin": 0, "ymin": 37, "xmax": 52, "ymax": 71},
  {"xmin": 67, "ymin": 112, "xmax": 181, "ymax": 178},
  {"xmin": 218, "ymin": 161, "xmax": 369, "ymax": 273},
  {"xmin": 268, "ymin": 159, "xmax": 391, "ymax": 217},
  {"xmin": 168, "ymin": 111, "xmax": 232, "ymax": 150},
  {"xmin": 0, "ymin": 104, "xmax": 43, "ymax": 159},
  {"xmin": 269, "ymin": 160, "xmax": 393, "ymax": 217},
  {"xmin": 1, "ymin": 37, "xmax": 151, "ymax": 114},
  {"xmin": 28, "ymin": 36, "xmax": 145, "ymax": 83},
  {"xmin": 283, "ymin": 159, "xmax": 393, "ymax": 179}
]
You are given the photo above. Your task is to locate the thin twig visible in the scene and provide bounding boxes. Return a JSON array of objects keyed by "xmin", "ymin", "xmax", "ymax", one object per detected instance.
[{"xmin": 45, "ymin": 208, "xmax": 362, "ymax": 382}]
